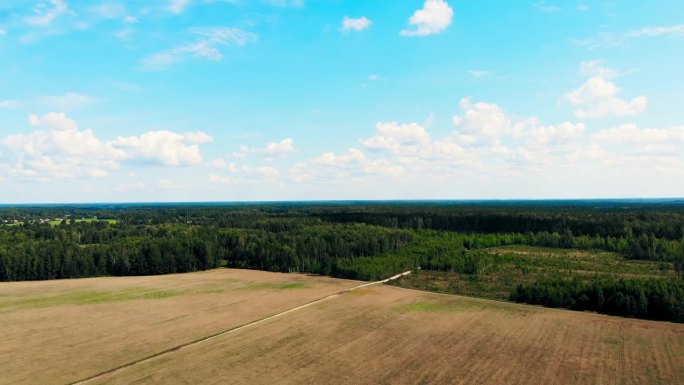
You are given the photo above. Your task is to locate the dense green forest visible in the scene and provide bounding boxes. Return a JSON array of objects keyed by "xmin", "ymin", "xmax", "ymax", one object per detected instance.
[{"xmin": 1, "ymin": 201, "xmax": 683, "ymax": 321}]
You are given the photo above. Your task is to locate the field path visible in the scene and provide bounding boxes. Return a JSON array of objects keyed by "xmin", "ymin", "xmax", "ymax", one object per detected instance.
[{"xmin": 69, "ymin": 271, "xmax": 412, "ymax": 385}]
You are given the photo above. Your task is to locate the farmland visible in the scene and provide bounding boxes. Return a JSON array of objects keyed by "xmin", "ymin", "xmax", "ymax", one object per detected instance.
[
  {"xmin": 1, "ymin": 269, "xmax": 682, "ymax": 385},
  {"xmin": 0, "ymin": 269, "xmax": 358, "ymax": 385},
  {"xmin": 1, "ymin": 203, "xmax": 683, "ymax": 321}
]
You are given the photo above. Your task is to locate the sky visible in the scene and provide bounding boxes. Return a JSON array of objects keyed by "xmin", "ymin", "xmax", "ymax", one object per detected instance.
[{"xmin": 0, "ymin": 0, "xmax": 683, "ymax": 203}]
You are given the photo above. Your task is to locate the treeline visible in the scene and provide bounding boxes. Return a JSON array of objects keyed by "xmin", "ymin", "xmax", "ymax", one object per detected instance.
[
  {"xmin": 0, "ymin": 221, "xmax": 413, "ymax": 282},
  {"xmin": 511, "ymin": 277, "xmax": 684, "ymax": 322},
  {"xmin": 219, "ymin": 223, "xmax": 413, "ymax": 279},
  {"xmin": 0, "ymin": 226, "xmax": 222, "ymax": 281}
]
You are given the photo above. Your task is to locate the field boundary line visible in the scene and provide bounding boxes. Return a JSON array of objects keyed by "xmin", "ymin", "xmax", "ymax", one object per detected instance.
[{"xmin": 68, "ymin": 270, "xmax": 411, "ymax": 385}]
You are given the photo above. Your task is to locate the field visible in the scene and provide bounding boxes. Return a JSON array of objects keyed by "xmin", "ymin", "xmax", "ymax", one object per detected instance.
[
  {"xmin": 0, "ymin": 269, "xmax": 358, "ymax": 385},
  {"xmin": 2, "ymin": 269, "xmax": 683, "ymax": 385}
]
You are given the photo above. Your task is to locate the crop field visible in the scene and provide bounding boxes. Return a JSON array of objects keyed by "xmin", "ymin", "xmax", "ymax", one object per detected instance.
[
  {"xmin": 0, "ymin": 269, "xmax": 358, "ymax": 385},
  {"xmin": 2, "ymin": 269, "xmax": 683, "ymax": 385}
]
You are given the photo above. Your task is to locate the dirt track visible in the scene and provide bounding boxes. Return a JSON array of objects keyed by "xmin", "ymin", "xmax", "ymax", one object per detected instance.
[{"xmin": 71, "ymin": 271, "xmax": 412, "ymax": 385}]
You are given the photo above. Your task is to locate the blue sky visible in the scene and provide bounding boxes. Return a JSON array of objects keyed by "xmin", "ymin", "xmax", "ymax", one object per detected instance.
[{"xmin": 0, "ymin": 0, "xmax": 683, "ymax": 203}]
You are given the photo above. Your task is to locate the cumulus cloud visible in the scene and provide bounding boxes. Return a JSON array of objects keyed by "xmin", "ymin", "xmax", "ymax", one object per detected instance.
[
  {"xmin": 142, "ymin": 27, "xmax": 257, "ymax": 70},
  {"xmin": 2, "ymin": 113, "xmax": 125, "ymax": 180},
  {"xmin": 362, "ymin": 122, "xmax": 431, "ymax": 153},
  {"xmin": 290, "ymin": 148, "xmax": 403, "ymax": 183},
  {"xmin": 261, "ymin": 138, "xmax": 294, "ymax": 156},
  {"xmin": 593, "ymin": 124, "xmax": 684, "ymax": 146},
  {"xmin": 112, "ymin": 130, "xmax": 213, "ymax": 166},
  {"xmin": 0, "ymin": 112, "xmax": 212, "ymax": 181},
  {"xmin": 341, "ymin": 16, "xmax": 372, "ymax": 33},
  {"xmin": 209, "ymin": 163, "xmax": 282, "ymax": 185},
  {"xmin": 565, "ymin": 62, "xmax": 647, "ymax": 119},
  {"xmin": 400, "ymin": 0, "xmax": 453, "ymax": 37},
  {"xmin": 225, "ymin": 138, "xmax": 295, "ymax": 160}
]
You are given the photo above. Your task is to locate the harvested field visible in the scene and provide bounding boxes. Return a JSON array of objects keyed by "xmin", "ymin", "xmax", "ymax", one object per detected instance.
[
  {"xmin": 0, "ymin": 269, "xmax": 358, "ymax": 385},
  {"xmin": 3, "ymin": 269, "xmax": 683, "ymax": 385},
  {"xmin": 90, "ymin": 286, "xmax": 683, "ymax": 385}
]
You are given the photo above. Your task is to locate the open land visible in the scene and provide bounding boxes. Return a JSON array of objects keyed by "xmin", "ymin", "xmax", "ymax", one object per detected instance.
[
  {"xmin": 2, "ymin": 268, "xmax": 683, "ymax": 385},
  {"xmin": 392, "ymin": 244, "xmax": 678, "ymax": 301},
  {"xmin": 0, "ymin": 269, "xmax": 358, "ymax": 385}
]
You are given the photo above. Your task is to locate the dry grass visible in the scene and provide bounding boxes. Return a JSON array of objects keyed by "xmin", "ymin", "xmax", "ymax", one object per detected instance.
[
  {"xmin": 90, "ymin": 285, "xmax": 684, "ymax": 385},
  {"xmin": 3, "ymin": 269, "xmax": 683, "ymax": 385},
  {"xmin": 0, "ymin": 269, "xmax": 358, "ymax": 385}
]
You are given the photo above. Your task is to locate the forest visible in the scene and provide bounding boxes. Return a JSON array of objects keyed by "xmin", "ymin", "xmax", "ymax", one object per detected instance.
[{"xmin": 1, "ymin": 201, "xmax": 683, "ymax": 322}]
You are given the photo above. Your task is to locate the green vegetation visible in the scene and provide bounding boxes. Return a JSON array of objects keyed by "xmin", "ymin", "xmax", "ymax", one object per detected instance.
[
  {"xmin": 394, "ymin": 301, "xmax": 480, "ymax": 313},
  {"xmin": 1, "ymin": 202, "xmax": 683, "ymax": 321},
  {"xmin": 0, "ymin": 287, "xmax": 183, "ymax": 310}
]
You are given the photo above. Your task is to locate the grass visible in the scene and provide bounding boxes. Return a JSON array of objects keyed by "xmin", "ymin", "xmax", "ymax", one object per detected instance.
[
  {"xmin": 393, "ymin": 301, "xmax": 480, "ymax": 313},
  {"xmin": 0, "ymin": 288, "xmax": 183, "ymax": 310},
  {"xmin": 238, "ymin": 281, "xmax": 308, "ymax": 291},
  {"xmin": 392, "ymin": 244, "xmax": 678, "ymax": 301}
]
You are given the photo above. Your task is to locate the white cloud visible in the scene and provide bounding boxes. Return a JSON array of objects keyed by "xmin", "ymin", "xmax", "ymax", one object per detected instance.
[
  {"xmin": 368, "ymin": 74, "xmax": 379, "ymax": 81},
  {"xmin": 577, "ymin": 5, "xmax": 589, "ymax": 11},
  {"xmin": 2, "ymin": 113, "xmax": 125, "ymax": 180},
  {"xmin": 574, "ymin": 24, "xmax": 684, "ymax": 50},
  {"xmin": 362, "ymin": 122, "xmax": 431, "ymax": 153},
  {"xmin": 168, "ymin": 0, "xmax": 191, "ymax": 14},
  {"xmin": 209, "ymin": 158, "xmax": 228, "ymax": 168},
  {"xmin": 25, "ymin": 0, "xmax": 68, "ymax": 27},
  {"xmin": 112, "ymin": 130, "xmax": 213, "ymax": 166},
  {"xmin": 158, "ymin": 179, "xmax": 180, "ymax": 189},
  {"xmin": 226, "ymin": 139, "xmax": 295, "ymax": 160},
  {"xmin": 627, "ymin": 24, "xmax": 684, "ymax": 38},
  {"xmin": 290, "ymin": 148, "xmax": 403, "ymax": 183},
  {"xmin": 400, "ymin": 0, "xmax": 453, "ymax": 37},
  {"xmin": 261, "ymin": 138, "xmax": 294, "ymax": 156},
  {"xmin": 209, "ymin": 163, "xmax": 282, "ymax": 185},
  {"xmin": 142, "ymin": 27, "xmax": 257, "ymax": 70},
  {"xmin": 0, "ymin": 100, "xmax": 22, "ymax": 109},
  {"xmin": 452, "ymin": 98, "xmax": 513, "ymax": 144},
  {"xmin": 263, "ymin": 0, "xmax": 304, "ymax": 7},
  {"xmin": 532, "ymin": 1, "xmax": 561, "ymax": 13},
  {"xmin": 565, "ymin": 62, "xmax": 647, "ymax": 119},
  {"xmin": 116, "ymin": 181, "xmax": 146, "ymax": 192},
  {"xmin": 469, "ymin": 70, "xmax": 493, "ymax": 78},
  {"xmin": 0, "ymin": 113, "xmax": 212, "ymax": 181},
  {"xmin": 523, "ymin": 121, "xmax": 586, "ymax": 147},
  {"xmin": 0, "ymin": 29, "xmax": 6, "ymax": 36},
  {"xmin": 341, "ymin": 16, "xmax": 372, "ymax": 33},
  {"xmin": 39, "ymin": 92, "xmax": 98, "ymax": 109},
  {"xmin": 29, "ymin": 112, "xmax": 79, "ymax": 131},
  {"xmin": 593, "ymin": 124, "xmax": 684, "ymax": 146},
  {"xmin": 89, "ymin": 2, "xmax": 126, "ymax": 19}
]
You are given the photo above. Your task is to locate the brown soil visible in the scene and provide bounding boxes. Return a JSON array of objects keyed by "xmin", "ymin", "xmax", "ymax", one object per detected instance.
[
  {"xmin": 0, "ymin": 269, "xmax": 359, "ymax": 385},
  {"xmin": 87, "ymin": 285, "xmax": 684, "ymax": 385}
]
